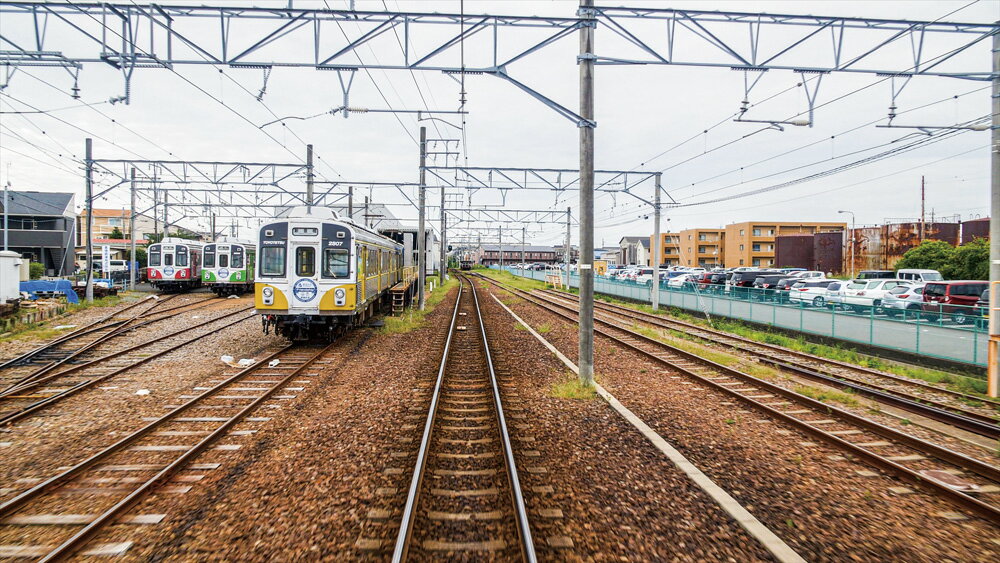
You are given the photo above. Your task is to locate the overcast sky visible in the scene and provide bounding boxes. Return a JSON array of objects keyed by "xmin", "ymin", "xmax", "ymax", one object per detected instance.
[{"xmin": 1, "ymin": 0, "xmax": 996, "ymax": 248}]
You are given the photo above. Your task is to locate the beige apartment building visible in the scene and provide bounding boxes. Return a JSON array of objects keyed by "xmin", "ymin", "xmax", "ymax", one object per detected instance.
[
  {"xmin": 648, "ymin": 233, "xmax": 681, "ymax": 267},
  {"xmin": 724, "ymin": 221, "xmax": 846, "ymax": 268},
  {"xmin": 678, "ymin": 228, "xmax": 725, "ymax": 267}
]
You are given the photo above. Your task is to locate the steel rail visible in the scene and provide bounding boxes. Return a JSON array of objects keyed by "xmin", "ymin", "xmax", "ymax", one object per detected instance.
[
  {"xmin": 543, "ymin": 289, "xmax": 999, "ymax": 408},
  {"xmin": 538, "ymin": 290, "xmax": 999, "ymax": 437},
  {"xmin": 0, "ymin": 294, "xmax": 176, "ymax": 371},
  {"xmin": 0, "ymin": 342, "xmax": 333, "ymax": 561},
  {"xmin": 1, "ymin": 297, "xmax": 220, "ymax": 394},
  {"xmin": 392, "ymin": 279, "xmax": 464, "ymax": 562},
  {"xmin": 477, "ymin": 274, "xmax": 1000, "ymax": 524},
  {"xmin": 0, "ymin": 308, "xmax": 255, "ymax": 426},
  {"xmin": 468, "ymin": 276, "xmax": 537, "ymax": 563}
]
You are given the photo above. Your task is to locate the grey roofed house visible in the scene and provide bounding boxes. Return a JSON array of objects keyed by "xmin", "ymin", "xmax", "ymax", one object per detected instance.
[{"xmin": 0, "ymin": 190, "xmax": 77, "ymax": 276}]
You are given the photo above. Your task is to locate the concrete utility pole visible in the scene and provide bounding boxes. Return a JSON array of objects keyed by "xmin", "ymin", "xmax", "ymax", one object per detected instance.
[
  {"xmin": 578, "ymin": 0, "xmax": 596, "ymax": 386},
  {"xmin": 499, "ymin": 227, "xmax": 504, "ymax": 269},
  {"xmin": 162, "ymin": 191, "xmax": 169, "ymax": 239},
  {"xmin": 418, "ymin": 126, "xmax": 426, "ymax": 310},
  {"xmin": 988, "ymin": 25, "xmax": 999, "ymax": 398},
  {"xmin": 651, "ymin": 173, "xmax": 662, "ymax": 311},
  {"xmin": 920, "ymin": 176, "xmax": 926, "ymax": 243},
  {"xmin": 521, "ymin": 226, "xmax": 526, "ymax": 266},
  {"xmin": 305, "ymin": 144, "xmax": 314, "ymax": 207},
  {"xmin": 129, "ymin": 168, "xmax": 136, "ymax": 290},
  {"xmin": 347, "ymin": 185, "xmax": 354, "ymax": 220},
  {"xmin": 84, "ymin": 138, "xmax": 94, "ymax": 303},
  {"xmin": 440, "ymin": 186, "xmax": 447, "ymax": 284},
  {"xmin": 565, "ymin": 206, "xmax": 571, "ymax": 288}
]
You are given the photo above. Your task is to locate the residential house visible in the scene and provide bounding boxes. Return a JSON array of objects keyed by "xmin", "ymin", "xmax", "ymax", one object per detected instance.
[{"xmin": 0, "ymin": 190, "xmax": 76, "ymax": 275}]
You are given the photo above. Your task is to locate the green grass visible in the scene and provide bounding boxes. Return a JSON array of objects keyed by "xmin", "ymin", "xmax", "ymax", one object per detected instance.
[
  {"xmin": 0, "ymin": 294, "xmax": 125, "ymax": 343},
  {"xmin": 476, "ymin": 269, "xmax": 549, "ymax": 293},
  {"xmin": 536, "ymin": 322, "xmax": 552, "ymax": 334},
  {"xmin": 793, "ymin": 385, "xmax": 860, "ymax": 407},
  {"xmin": 550, "ymin": 377, "xmax": 597, "ymax": 400},
  {"xmin": 381, "ymin": 277, "xmax": 460, "ymax": 334}
]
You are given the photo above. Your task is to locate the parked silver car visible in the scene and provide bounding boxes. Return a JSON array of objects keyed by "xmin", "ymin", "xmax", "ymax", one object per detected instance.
[
  {"xmin": 824, "ymin": 281, "xmax": 849, "ymax": 310},
  {"xmin": 881, "ymin": 283, "xmax": 926, "ymax": 317}
]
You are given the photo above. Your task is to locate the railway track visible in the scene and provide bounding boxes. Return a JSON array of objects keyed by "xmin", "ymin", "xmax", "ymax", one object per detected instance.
[
  {"xmin": 0, "ymin": 305, "xmax": 256, "ymax": 426},
  {"xmin": 393, "ymin": 275, "xmax": 535, "ymax": 561},
  {"xmin": 0, "ymin": 294, "xmax": 219, "ymax": 391},
  {"xmin": 0, "ymin": 343, "xmax": 332, "ymax": 560},
  {"xmin": 476, "ymin": 274, "xmax": 1000, "ymax": 524},
  {"xmin": 535, "ymin": 288, "xmax": 1000, "ymax": 438}
]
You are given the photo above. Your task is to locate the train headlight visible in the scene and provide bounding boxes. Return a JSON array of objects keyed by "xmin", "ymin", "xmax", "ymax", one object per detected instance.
[
  {"xmin": 262, "ymin": 286, "xmax": 274, "ymax": 305},
  {"xmin": 335, "ymin": 287, "xmax": 346, "ymax": 306}
]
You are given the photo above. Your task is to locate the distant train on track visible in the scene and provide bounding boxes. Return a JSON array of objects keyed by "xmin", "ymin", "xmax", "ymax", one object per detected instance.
[
  {"xmin": 202, "ymin": 238, "xmax": 256, "ymax": 296},
  {"xmin": 255, "ymin": 206, "xmax": 404, "ymax": 340},
  {"xmin": 147, "ymin": 238, "xmax": 205, "ymax": 292}
]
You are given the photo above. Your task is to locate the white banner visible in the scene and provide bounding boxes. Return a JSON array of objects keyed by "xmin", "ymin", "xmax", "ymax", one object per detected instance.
[{"xmin": 101, "ymin": 244, "xmax": 111, "ymax": 273}]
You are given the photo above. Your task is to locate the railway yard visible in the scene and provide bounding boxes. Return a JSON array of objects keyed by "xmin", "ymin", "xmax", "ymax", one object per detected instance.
[{"xmin": 0, "ymin": 273, "xmax": 996, "ymax": 561}]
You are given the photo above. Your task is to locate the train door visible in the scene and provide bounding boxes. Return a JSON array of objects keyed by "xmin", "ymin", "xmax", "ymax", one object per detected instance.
[{"xmin": 291, "ymin": 243, "xmax": 319, "ymax": 311}]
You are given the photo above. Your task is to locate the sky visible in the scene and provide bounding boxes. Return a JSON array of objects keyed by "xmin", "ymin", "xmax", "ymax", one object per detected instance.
[{"xmin": 0, "ymin": 0, "xmax": 996, "ymax": 249}]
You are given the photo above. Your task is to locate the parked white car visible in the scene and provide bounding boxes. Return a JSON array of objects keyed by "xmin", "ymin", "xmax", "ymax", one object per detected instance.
[
  {"xmin": 896, "ymin": 269, "xmax": 943, "ymax": 283},
  {"xmin": 788, "ymin": 279, "xmax": 836, "ymax": 307},
  {"xmin": 634, "ymin": 268, "xmax": 658, "ymax": 285},
  {"xmin": 824, "ymin": 280, "xmax": 849, "ymax": 310},
  {"xmin": 790, "ymin": 270, "xmax": 826, "ymax": 279},
  {"xmin": 667, "ymin": 273, "xmax": 697, "ymax": 289},
  {"xmin": 843, "ymin": 279, "xmax": 909, "ymax": 314},
  {"xmin": 881, "ymin": 283, "xmax": 926, "ymax": 317}
]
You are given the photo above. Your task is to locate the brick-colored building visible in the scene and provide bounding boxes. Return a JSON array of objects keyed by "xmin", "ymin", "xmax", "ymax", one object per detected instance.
[
  {"xmin": 677, "ymin": 228, "xmax": 725, "ymax": 268},
  {"xmin": 648, "ymin": 233, "xmax": 681, "ymax": 267},
  {"xmin": 724, "ymin": 221, "xmax": 846, "ymax": 269}
]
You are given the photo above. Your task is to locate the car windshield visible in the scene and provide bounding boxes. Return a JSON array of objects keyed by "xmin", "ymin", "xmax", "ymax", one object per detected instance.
[
  {"xmin": 827, "ymin": 283, "xmax": 840, "ymax": 290},
  {"xmin": 848, "ymin": 282, "xmax": 866, "ymax": 289},
  {"xmin": 888, "ymin": 286, "xmax": 908, "ymax": 295},
  {"xmin": 922, "ymin": 272, "xmax": 944, "ymax": 281}
]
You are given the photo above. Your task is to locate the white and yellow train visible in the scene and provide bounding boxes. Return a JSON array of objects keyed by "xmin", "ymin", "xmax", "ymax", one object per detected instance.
[{"xmin": 255, "ymin": 206, "xmax": 404, "ymax": 340}]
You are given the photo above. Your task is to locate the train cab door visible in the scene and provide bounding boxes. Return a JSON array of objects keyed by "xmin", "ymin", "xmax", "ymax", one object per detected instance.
[{"xmin": 290, "ymin": 243, "xmax": 320, "ymax": 311}]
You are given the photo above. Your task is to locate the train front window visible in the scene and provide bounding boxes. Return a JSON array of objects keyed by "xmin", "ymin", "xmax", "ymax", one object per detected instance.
[
  {"xmin": 176, "ymin": 247, "xmax": 189, "ymax": 267},
  {"xmin": 203, "ymin": 247, "xmax": 215, "ymax": 268},
  {"xmin": 322, "ymin": 249, "xmax": 349, "ymax": 279},
  {"xmin": 149, "ymin": 246, "xmax": 161, "ymax": 267},
  {"xmin": 219, "ymin": 254, "xmax": 229, "ymax": 268},
  {"xmin": 296, "ymin": 247, "xmax": 315, "ymax": 277},
  {"xmin": 231, "ymin": 247, "xmax": 244, "ymax": 269},
  {"xmin": 164, "ymin": 253, "xmax": 173, "ymax": 266},
  {"xmin": 261, "ymin": 247, "xmax": 285, "ymax": 276}
]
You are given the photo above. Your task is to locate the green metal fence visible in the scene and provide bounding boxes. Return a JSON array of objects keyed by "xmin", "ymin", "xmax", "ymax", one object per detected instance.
[{"xmin": 499, "ymin": 267, "xmax": 988, "ymax": 368}]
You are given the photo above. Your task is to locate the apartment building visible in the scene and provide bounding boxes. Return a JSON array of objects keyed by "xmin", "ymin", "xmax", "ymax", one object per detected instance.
[
  {"xmin": 678, "ymin": 228, "xmax": 725, "ymax": 268},
  {"xmin": 724, "ymin": 221, "xmax": 846, "ymax": 268},
  {"xmin": 648, "ymin": 233, "xmax": 681, "ymax": 267},
  {"xmin": 75, "ymin": 209, "xmax": 157, "ymax": 245}
]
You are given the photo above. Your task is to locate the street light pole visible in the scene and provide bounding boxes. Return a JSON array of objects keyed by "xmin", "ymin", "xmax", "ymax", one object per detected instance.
[{"xmin": 838, "ymin": 210, "xmax": 856, "ymax": 280}]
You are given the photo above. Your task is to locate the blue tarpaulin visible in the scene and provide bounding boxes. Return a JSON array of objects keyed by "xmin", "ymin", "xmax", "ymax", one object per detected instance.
[{"xmin": 19, "ymin": 280, "xmax": 80, "ymax": 304}]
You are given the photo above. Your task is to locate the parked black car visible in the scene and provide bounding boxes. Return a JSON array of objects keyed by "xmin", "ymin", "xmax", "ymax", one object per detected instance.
[{"xmin": 752, "ymin": 275, "xmax": 794, "ymax": 301}]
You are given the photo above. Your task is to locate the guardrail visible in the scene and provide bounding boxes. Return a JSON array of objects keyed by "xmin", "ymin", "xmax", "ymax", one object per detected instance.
[{"xmin": 498, "ymin": 266, "xmax": 989, "ymax": 368}]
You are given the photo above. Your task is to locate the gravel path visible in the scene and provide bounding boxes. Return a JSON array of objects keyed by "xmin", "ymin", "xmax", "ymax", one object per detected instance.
[{"xmin": 488, "ymin": 282, "xmax": 1000, "ymax": 562}]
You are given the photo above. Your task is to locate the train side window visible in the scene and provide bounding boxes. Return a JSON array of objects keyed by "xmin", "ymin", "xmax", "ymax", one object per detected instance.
[
  {"xmin": 219, "ymin": 254, "xmax": 229, "ymax": 268},
  {"xmin": 203, "ymin": 247, "xmax": 215, "ymax": 268},
  {"xmin": 322, "ymin": 249, "xmax": 350, "ymax": 278},
  {"xmin": 296, "ymin": 247, "xmax": 315, "ymax": 277},
  {"xmin": 261, "ymin": 247, "xmax": 286, "ymax": 277},
  {"xmin": 149, "ymin": 246, "xmax": 161, "ymax": 267}
]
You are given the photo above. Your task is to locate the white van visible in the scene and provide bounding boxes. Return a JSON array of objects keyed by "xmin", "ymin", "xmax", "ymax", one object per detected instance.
[{"xmin": 896, "ymin": 269, "xmax": 943, "ymax": 283}]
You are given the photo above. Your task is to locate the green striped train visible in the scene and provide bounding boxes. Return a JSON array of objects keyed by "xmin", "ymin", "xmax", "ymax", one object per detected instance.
[{"xmin": 202, "ymin": 238, "xmax": 256, "ymax": 296}]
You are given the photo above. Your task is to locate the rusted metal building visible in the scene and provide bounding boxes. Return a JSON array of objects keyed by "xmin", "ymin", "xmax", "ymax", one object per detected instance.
[
  {"xmin": 852, "ymin": 222, "xmax": 959, "ymax": 271},
  {"xmin": 960, "ymin": 217, "xmax": 990, "ymax": 244},
  {"xmin": 774, "ymin": 232, "xmax": 845, "ymax": 274}
]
